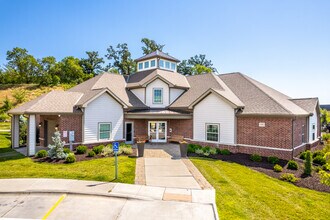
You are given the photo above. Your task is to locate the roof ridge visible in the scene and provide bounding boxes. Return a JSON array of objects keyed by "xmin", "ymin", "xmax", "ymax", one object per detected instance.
[
  {"xmin": 219, "ymin": 72, "xmax": 243, "ymax": 76},
  {"xmin": 239, "ymin": 73, "xmax": 294, "ymax": 114},
  {"xmin": 290, "ymin": 97, "xmax": 319, "ymax": 100}
]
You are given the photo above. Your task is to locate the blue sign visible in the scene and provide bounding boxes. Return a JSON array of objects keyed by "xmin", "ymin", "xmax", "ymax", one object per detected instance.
[{"xmin": 113, "ymin": 142, "xmax": 119, "ymax": 153}]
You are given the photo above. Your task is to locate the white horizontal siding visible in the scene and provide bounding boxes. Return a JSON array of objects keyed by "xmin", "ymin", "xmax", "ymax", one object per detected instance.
[
  {"xmin": 193, "ymin": 93, "xmax": 235, "ymax": 144},
  {"xmin": 170, "ymin": 88, "xmax": 185, "ymax": 104},
  {"xmin": 131, "ymin": 88, "xmax": 145, "ymax": 103},
  {"xmin": 145, "ymin": 78, "xmax": 169, "ymax": 107},
  {"xmin": 84, "ymin": 93, "xmax": 123, "ymax": 143},
  {"xmin": 309, "ymin": 108, "xmax": 318, "ymax": 142}
]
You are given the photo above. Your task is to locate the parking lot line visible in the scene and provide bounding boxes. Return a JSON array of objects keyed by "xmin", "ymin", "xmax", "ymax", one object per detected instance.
[{"xmin": 42, "ymin": 194, "xmax": 66, "ymax": 220}]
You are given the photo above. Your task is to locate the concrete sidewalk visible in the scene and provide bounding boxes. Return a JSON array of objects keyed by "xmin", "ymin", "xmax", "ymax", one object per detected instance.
[{"xmin": 0, "ymin": 178, "xmax": 218, "ymax": 220}]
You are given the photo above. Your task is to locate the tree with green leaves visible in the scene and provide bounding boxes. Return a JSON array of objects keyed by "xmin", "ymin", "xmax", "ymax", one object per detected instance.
[
  {"xmin": 105, "ymin": 43, "xmax": 136, "ymax": 75},
  {"xmin": 141, "ymin": 38, "xmax": 165, "ymax": 55},
  {"xmin": 56, "ymin": 56, "xmax": 86, "ymax": 84},
  {"xmin": 5, "ymin": 47, "xmax": 41, "ymax": 83},
  {"xmin": 38, "ymin": 56, "xmax": 60, "ymax": 85},
  {"xmin": 321, "ymin": 108, "xmax": 330, "ymax": 129},
  {"xmin": 80, "ymin": 51, "xmax": 104, "ymax": 76},
  {"xmin": 177, "ymin": 54, "xmax": 217, "ymax": 75}
]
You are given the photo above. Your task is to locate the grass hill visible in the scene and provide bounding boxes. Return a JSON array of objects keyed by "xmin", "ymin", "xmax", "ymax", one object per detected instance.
[{"xmin": 0, "ymin": 84, "xmax": 74, "ymax": 121}]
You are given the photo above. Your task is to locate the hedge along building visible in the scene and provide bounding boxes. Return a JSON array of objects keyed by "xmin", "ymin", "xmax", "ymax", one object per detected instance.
[{"xmin": 9, "ymin": 50, "xmax": 321, "ymax": 159}]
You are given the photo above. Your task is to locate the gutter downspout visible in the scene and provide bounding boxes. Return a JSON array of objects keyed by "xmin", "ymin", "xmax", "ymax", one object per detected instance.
[{"xmin": 291, "ymin": 117, "xmax": 296, "ymax": 159}]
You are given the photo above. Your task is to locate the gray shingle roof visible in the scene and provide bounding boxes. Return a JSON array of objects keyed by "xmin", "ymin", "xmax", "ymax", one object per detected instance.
[
  {"xmin": 291, "ymin": 98, "xmax": 319, "ymax": 114},
  {"xmin": 170, "ymin": 73, "xmax": 244, "ymax": 108},
  {"xmin": 8, "ymin": 91, "xmax": 83, "ymax": 114},
  {"xmin": 134, "ymin": 50, "xmax": 180, "ymax": 62},
  {"xmin": 126, "ymin": 68, "xmax": 190, "ymax": 89},
  {"xmin": 219, "ymin": 72, "xmax": 309, "ymax": 116}
]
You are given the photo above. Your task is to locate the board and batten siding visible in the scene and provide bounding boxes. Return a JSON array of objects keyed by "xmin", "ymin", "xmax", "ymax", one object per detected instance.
[
  {"xmin": 309, "ymin": 108, "xmax": 318, "ymax": 142},
  {"xmin": 170, "ymin": 88, "xmax": 185, "ymax": 104},
  {"xmin": 145, "ymin": 78, "xmax": 169, "ymax": 107},
  {"xmin": 131, "ymin": 88, "xmax": 145, "ymax": 103},
  {"xmin": 193, "ymin": 93, "xmax": 236, "ymax": 145},
  {"xmin": 83, "ymin": 93, "xmax": 124, "ymax": 143}
]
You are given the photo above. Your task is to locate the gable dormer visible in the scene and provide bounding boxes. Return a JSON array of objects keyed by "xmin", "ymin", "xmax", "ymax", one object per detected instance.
[{"xmin": 134, "ymin": 50, "xmax": 180, "ymax": 72}]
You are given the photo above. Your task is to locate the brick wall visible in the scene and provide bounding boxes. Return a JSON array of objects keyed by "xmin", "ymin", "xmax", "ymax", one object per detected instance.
[
  {"xmin": 58, "ymin": 115, "xmax": 83, "ymax": 143},
  {"xmin": 39, "ymin": 114, "xmax": 82, "ymax": 147},
  {"xmin": 237, "ymin": 117, "xmax": 293, "ymax": 149},
  {"xmin": 292, "ymin": 117, "xmax": 307, "ymax": 147},
  {"xmin": 124, "ymin": 118, "xmax": 193, "ymax": 141}
]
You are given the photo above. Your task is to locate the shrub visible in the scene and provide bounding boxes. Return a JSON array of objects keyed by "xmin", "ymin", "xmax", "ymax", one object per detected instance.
[
  {"xmin": 313, "ymin": 156, "xmax": 326, "ymax": 166},
  {"xmin": 36, "ymin": 150, "xmax": 47, "ymax": 158},
  {"xmin": 287, "ymin": 160, "xmax": 298, "ymax": 170},
  {"xmin": 92, "ymin": 145, "xmax": 104, "ymax": 155},
  {"xmin": 216, "ymin": 148, "xmax": 222, "ymax": 154},
  {"xmin": 203, "ymin": 151, "xmax": 210, "ymax": 157},
  {"xmin": 76, "ymin": 145, "xmax": 87, "ymax": 154},
  {"xmin": 220, "ymin": 149, "xmax": 231, "ymax": 155},
  {"xmin": 121, "ymin": 146, "xmax": 133, "ymax": 155},
  {"xmin": 209, "ymin": 148, "xmax": 217, "ymax": 155},
  {"xmin": 101, "ymin": 146, "xmax": 113, "ymax": 157},
  {"xmin": 299, "ymin": 151, "xmax": 307, "ymax": 160},
  {"xmin": 268, "ymin": 156, "xmax": 279, "ymax": 164},
  {"xmin": 63, "ymin": 147, "xmax": 71, "ymax": 154},
  {"xmin": 250, "ymin": 154, "xmax": 262, "ymax": 162},
  {"xmin": 322, "ymin": 133, "xmax": 330, "ymax": 142},
  {"xmin": 12, "ymin": 89, "xmax": 26, "ymax": 104},
  {"xmin": 188, "ymin": 144, "xmax": 198, "ymax": 153},
  {"xmin": 280, "ymin": 173, "xmax": 298, "ymax": 183},
  {"xmin": 87, "ymin": 150, "xmax": 95, "ymax": 157},
  {"xmin": 203, "ymin": 146, "xmax": 211, "ymax": 153},
  {"xmin": 322, "ymin": 164, "xmax": 330, "ymax": 171},
  {"xmin": 304, "ymin": 151, "xmax": 312, "ymax": 175},
  {"xmin": 195, "ymin": 148, "xmax": 204, "ymax": 155},
  {"xmin": 47, "ymin": 131, "xmax": 66, "ymax": 159},
  {"xmin": 65, "ymin": 153, "xmax": 76, "ymax": 163},
  {"xmin": 319, "ymin": 170, "xmax": 330, "ymax": 186},
  {"xmin": 312, "ymin": 150, "xmax": 325, "ymax": 159},
  {"xmin": 274, "ymin": 164, "xmax": 283, "ymax": 172}
]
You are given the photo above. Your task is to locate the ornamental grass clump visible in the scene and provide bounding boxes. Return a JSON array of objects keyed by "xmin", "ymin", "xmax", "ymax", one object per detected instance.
[
  {"xmin": 280, "ymin": 173, "xmax": 299, "ymax": 183},
  {"xmin": 195, "ymin": 148, "xmax": 204, "ymax": 155},
  {"xmin": 101, "ymin": 146, "xmax": 113, "ymax": 157},
  {"xmin": 209, "ymin": 148, "xmax": 217, "ymax": 155},
  {"xmin": 274, "ymin": 164, "xmax": 283, "ymax": 172}
]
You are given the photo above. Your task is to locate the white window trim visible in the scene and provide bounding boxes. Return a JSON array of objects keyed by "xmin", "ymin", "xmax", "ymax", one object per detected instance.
[
  {"xmin": 158, "ymin": 59, "xmax": 177, "ymax": 72},
  {"xmin": 205, "ymin": 123, "xmax": 220, "ymax": 143},
  {"xmin": 98, "ymin": 122, "xmax": 112, "ymax": 141},
  {"xmin": 137, "ymin": 58, "xmax": 157, "ymax": 71},
  {"xmin": 152, "ymin": 88, "xmax": 163, "ymax": 104}
]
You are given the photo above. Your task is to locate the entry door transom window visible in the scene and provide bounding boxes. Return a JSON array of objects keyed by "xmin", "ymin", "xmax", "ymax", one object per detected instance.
[{"xmin": 206, "ymin": 123, "xmax": 219, "ymax": 142}]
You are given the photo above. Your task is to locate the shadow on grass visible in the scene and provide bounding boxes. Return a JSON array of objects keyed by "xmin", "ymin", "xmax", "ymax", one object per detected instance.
[{"xmin": 0, "ymin": 147, "xmax": 26, "ymax": 162}]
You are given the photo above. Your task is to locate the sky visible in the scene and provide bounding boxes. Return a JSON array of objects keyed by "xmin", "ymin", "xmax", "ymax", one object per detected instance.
[{"xmin": 0, "ymin": 0, "xmax": 329, "ymax": 103}]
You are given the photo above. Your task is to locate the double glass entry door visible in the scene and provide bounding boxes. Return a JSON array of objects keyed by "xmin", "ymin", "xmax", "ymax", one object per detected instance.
[{"xmin": 148, "ymin": 121, "xmax": 167, "ymax": 143}]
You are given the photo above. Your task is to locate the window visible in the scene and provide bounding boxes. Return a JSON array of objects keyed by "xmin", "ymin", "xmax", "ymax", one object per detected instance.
[
  {"xmin": 150, "ymin": 60, "xmax": 156, "ymax": 67},
  {"xmin": 165, "ymin": 61, "xmax": 170, "ymax": 69},
  {"xmin": 159, "ymin": 59, "xmax": 164, "ymax": 68},
  {"xmin": 144, "ymin": 61, "xmax": 149, "ymax": 69},
  {"xmin": 138, "ymin": 63, "xmax": 143, "ymax": 70},
  {"xmin": 206, "ymin": 124, "xmax": 219, "ymax": 142},
  {"xmin": 153, "ymin": 88, "xmax": 163, "ymax": 104},
  {"xmin": 99, "ymin": 123, "xmax": 111, "ymax": 140},
  {"xmin": 171, "ymin": 62, "xmax": 176, "ymax": 70},
  {"xmin": 302, "ymin": 125, "xmax": 305, "ymax": 143},
  {"xmin": 312, "ymin": 123, "xmax": 315, "ymax": 141}
]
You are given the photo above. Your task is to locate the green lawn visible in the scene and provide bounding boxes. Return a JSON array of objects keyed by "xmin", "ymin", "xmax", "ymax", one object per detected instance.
[
  {"xmin": 0, "ymin": 151, "xmax": 136, "ymax": 183},
  {"xmin": 0, "ymin": 122, "xmax": 10, "ymax": 130},
  {"xmin": 191, "ymin": 157, "xmax": 330, "ymax": 220},
  {"xmin": 0, "ymin": 122, "xmax": 135, "ymax": 183}
]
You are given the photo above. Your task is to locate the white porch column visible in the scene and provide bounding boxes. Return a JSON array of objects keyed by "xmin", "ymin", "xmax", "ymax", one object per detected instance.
[
  {"xmin": 27, "ymin": 114, "xmax": 36, "ymax": 156},
  {"xmin": 11, "ymin": 115, "xmax": 20, "ymax": 149}
]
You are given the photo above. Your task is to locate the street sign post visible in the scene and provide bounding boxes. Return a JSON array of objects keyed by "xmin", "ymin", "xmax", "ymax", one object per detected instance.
[{"xmin": 113, "ymin": 142, "xmax": 119, "ymax": 179}]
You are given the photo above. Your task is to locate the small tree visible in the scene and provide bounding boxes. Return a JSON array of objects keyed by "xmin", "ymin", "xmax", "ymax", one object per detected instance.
[
  {"xmin": 13, "ymin": 89, "xmax": 26, "ymax": 104},
  {"xmin": 304, "ymin": 151, "xmax": 312, "ymax": 175},
  {"xmin": 47, "ymin": 131, "xmax": 67, "ymax": 159}
]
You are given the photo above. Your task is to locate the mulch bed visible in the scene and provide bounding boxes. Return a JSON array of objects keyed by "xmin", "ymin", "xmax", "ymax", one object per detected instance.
[{"xmin": 189, "ymin": 152, "xmax": 330, "ymax": 193}]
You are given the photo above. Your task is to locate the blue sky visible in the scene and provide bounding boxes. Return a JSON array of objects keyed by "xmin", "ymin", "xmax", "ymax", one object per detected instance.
[{"xmin": 0, "ymin": 0, "xmax": 329, "ymax": 103}]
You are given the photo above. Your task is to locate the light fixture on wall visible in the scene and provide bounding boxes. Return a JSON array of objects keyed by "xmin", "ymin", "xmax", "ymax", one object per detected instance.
[
  {"xmin": 58, "ymin": 114, "xmax": 61, "ymax": 117},
  {"xmin": 55, "ymin": 124, "xmax": 59, "ymax": 130},
  {"xmin": 38, "ymin": 122, "xmax": 42, "ymax": 127}
]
